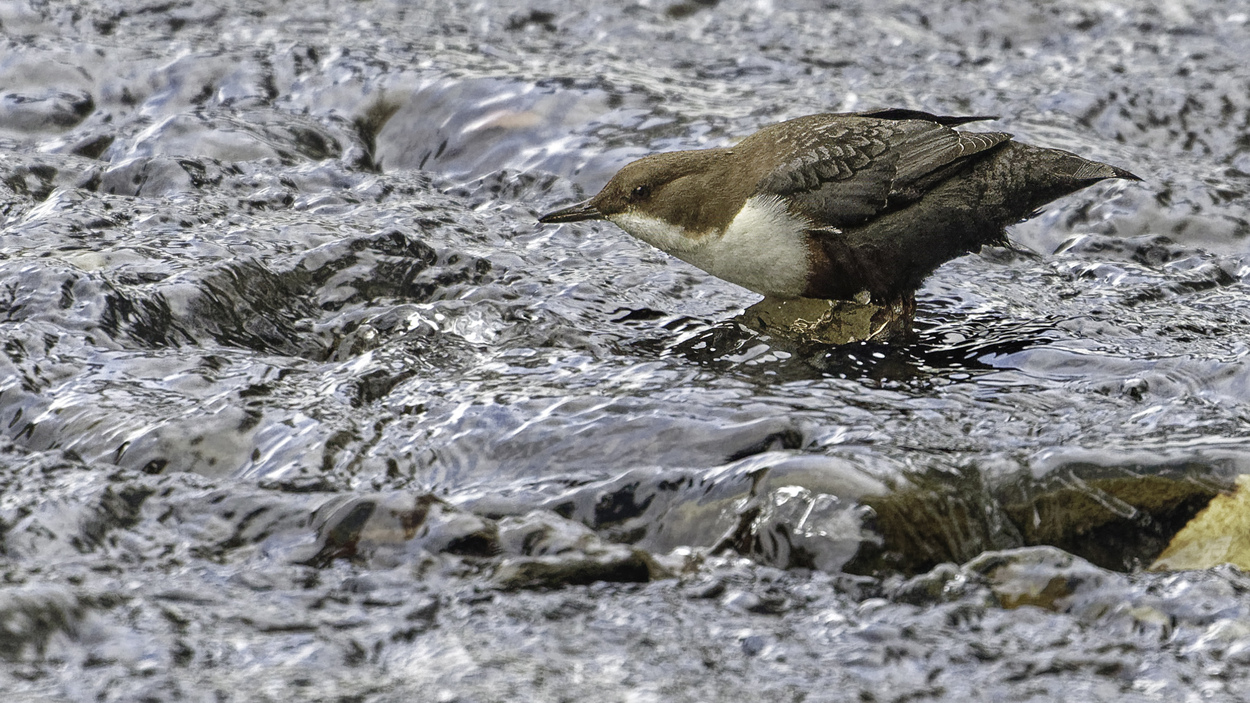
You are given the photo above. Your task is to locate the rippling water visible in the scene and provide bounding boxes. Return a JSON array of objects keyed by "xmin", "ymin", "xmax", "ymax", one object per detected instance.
[{"xmin": 3, "ymin": 0, "xmax": 1250, "ymax": 699}]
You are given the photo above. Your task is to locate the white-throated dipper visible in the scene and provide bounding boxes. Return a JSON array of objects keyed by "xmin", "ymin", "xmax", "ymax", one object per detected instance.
[{"xmin": 538, "ymin": 108, "xmax": 1139, "ymax": 304}]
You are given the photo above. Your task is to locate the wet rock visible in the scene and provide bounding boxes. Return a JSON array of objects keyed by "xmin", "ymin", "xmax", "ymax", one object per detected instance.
[
  {"xmin": 1153, "ymin": 474, "xmax": 1250, "ymax": 571},
  {"xmin": 740, "ymin": 294, "xmax": 916, "ymax": 345},
  {"xmin": 114, "ymin": 112, "xmax": 344, "ymax": 165},
  {"xmin": 846, "ymin": 466, "xmax": 1023, "ymax": 576},
  {"xmin": 300, "ymin": 493, "xmax": 500, "ymax": 568},
  {"xmin": 964, "ymin": 546, "xmax": 1117, "ymax": 613},
  {"xmin": 840, "ymin": 461, "xmax": 1222, "ymax": 577},
  {"xmin": 547, "ymin": 454, "xmax": 891, "ymax": 570},
  {"xmin": 0, "ymin": 164, "xmax": 58, "ymax": 201},
  {"xmin": 713, "ymin": 484, "xmax": 882, "ymax": 572},
  {"xmin": 888, "ymin": 563, "xmax": 977, "ymax": 606},
  {"xmin": 0, "ymin": 89, "xmax": 94, "ymax": 133},
  {"xmin": 493, "ymin": 511, "xmax": 669, "ymax": 589},
  {"xmin": 492, "ymin": 547, "xmax": 663, "ymax": 590},
  {"xmin": 98, "ymin": 156, "xmax": 199, "ymax": 196},
  {"xmin": 999, "ymin": 466, "xmax": 1220, "ymax": 572},
  {"xmin": 67, "ymin": 133, "xmax": 116, "ymax": 160}
]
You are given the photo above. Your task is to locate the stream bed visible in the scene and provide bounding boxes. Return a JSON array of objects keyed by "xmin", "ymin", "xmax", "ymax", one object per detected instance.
[{"xmin": 2, "ymin": 0, "xmax": 1250, "ymax": 700}]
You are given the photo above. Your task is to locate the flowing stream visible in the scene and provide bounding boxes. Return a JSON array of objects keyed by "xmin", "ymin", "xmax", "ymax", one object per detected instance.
[{"xmin": 2, "ymin": 0, "xmax": 1250, "ymax": 700}]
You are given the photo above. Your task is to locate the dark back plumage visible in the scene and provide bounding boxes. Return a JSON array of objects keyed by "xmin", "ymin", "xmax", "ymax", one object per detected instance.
[{"xmin": 745, "ymin": 110, "xmax": 1012, "ymax": 228}]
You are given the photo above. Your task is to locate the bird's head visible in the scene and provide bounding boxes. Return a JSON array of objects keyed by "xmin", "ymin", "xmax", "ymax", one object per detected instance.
[{"xmin": 538, "ymin": 149, "xmax": 739, "ymax": 250}]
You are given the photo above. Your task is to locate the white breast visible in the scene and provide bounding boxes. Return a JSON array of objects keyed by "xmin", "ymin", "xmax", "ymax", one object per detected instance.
[{"xmin": 610, "ymin": 194, "xmax": 812, "ymax": 299}]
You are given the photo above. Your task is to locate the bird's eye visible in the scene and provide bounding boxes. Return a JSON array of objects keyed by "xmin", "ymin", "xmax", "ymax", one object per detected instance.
[{"xmin": 630, "ymin": 184, "xmax": 651, "ymax": 201}]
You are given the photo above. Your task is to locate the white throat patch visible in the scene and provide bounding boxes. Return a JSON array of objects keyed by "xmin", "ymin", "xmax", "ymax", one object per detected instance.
[{"xmin": 609, "ymin": 195, "xmax": 812, "ymax": 298}]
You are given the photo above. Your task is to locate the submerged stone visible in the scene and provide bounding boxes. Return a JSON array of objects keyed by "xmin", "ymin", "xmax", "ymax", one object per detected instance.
[
  {"xmin": 493, "ymin": 511, "xmax": 670, "ymax": 589},
  {"xmin": 740, "ymin": 294, "xmax": 915, "ymax": 344},
  {"xmin": 843, "ymin": 468, "xmax": 1219, "ymax": 576}
]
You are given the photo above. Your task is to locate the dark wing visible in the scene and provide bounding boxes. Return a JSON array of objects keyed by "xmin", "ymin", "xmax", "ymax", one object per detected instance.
[
  {"xmin": 888, "ymin": 123, "xmax": 1012, "ymax": 203},
  {"xmin": 751, "ymin": 112, "xmax": 1011, "ymax": 228}
]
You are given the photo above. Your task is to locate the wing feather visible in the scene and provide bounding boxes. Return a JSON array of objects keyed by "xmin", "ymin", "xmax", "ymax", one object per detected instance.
[{"xmin": 749, "ymin": 112, "xmax": 1011, "ymax": 229}]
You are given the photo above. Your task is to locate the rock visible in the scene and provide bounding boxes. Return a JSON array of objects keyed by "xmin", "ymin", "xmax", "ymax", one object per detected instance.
[
  {"xmin": 299, "ymin": 493, "xmax": 500, "ymax": 568},
  {"xmin": 0, "ymin": 90, "xmax": 94, "ymax": 133},
  {"xmin": 964, "ymin": 546, "xmax": 1116, "ymax": 612},
  {"xmin": 739, "ymin": 294, "xmax": 915, "ymax": 345},
  {"xmin": 1001, "ymin": 471, "xmax": 1219, "ymax": 572},
  {"xmin": 1152, "ymin": 474, "xmax": 1250, "ymax": 571},
  {"xmin": 492, "ymin": 511, "xmax": 670, "ymax": 589}
]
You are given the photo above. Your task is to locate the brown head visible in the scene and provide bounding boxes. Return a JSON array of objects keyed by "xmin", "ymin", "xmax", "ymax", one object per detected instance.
[{"xmin": 538, "ymin": 148, "xmax": 749, "ymax": 236}]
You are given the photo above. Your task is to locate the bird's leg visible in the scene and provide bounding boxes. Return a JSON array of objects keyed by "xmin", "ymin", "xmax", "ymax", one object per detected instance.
[{"xmin": 865, "ymin": 292, "xmax": 916, "ymax": 342}]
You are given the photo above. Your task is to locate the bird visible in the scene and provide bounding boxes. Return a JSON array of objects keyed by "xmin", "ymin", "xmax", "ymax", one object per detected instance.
[{"xmin": 537, "ymin": 108, "xmax": 1139, "ymax": 307}]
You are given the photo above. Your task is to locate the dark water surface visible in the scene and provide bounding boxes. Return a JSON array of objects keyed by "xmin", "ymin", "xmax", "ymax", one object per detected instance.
[{"xmin": 3, "ymin": 0, "xmax": 1250, "ymax": 700}]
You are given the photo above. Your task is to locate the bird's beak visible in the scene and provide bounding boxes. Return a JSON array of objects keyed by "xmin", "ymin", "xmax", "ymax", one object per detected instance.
[{"xmin": 537, "ymin": 199, "xmax": 603, "ymax": 224}]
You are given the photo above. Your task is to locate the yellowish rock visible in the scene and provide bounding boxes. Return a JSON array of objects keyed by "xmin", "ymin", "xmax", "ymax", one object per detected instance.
[
  {"xmin": 1152, "ymin": 475, "xmax": 1250, "ymax": 571},
  {"xmin": 740, "ymin": 295, "xmax": 915, "ymax": 345}
]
